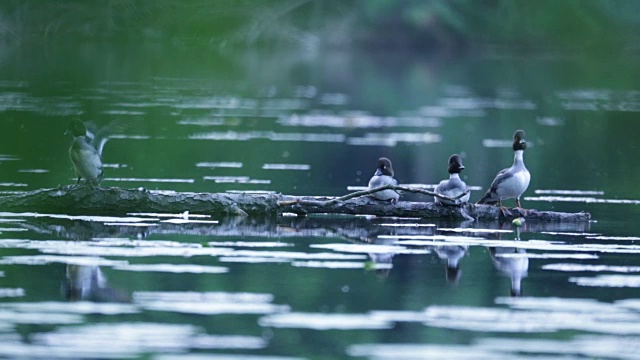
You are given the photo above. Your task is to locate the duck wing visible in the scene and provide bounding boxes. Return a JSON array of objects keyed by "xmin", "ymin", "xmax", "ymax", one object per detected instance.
[{"xmin": 477, "ymin": 167, "xmax": 511, "ymax": 204}]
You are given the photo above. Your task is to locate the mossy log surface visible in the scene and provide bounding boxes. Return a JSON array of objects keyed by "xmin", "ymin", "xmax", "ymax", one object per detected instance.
[{"xmin": 0, "ymin": 186, "xmax": 591, "ymax": 222}]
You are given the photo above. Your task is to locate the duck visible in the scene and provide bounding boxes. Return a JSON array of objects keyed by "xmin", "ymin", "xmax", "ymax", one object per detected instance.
[
  {"xmin": 477, "ymin": 129, "xmax": 530, "ymax": 208},
  {"xmin": 66, "ymin": 120, "xmax": 104, "ymax": 186},
  {"xmin": 368, "ymin": 157, "xmax": 400, "ymax": 204},
  {"xmin": 434, "ymin": 154, "xmax": 470, "ymax": 205}
]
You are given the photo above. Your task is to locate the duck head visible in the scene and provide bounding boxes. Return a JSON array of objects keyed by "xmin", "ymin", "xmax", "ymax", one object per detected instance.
[
  {"xmin": 512, "ymin": 129, "xmax": 527, "ymax": 151},
  {"xmin": 66, "ymin": 119, "xmax": 88, "ymax": 137},
  {"xmin": 447, "ymin": 154, "xmax": 465, "ymax": 174},
  {"xmin": 375, "ymin": 157, "xmax": 394, "ymax": 177}
]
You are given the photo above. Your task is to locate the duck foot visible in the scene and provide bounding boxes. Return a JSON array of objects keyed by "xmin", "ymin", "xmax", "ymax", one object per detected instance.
[{"xmin": 499, "ymin": 206, "xmax": 513, "ymax": 218}]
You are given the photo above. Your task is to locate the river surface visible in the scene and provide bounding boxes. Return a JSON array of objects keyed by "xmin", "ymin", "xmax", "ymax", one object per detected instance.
[{"xmin": 1, "ymin": 42, "xmax": 640, "ymax": 359}]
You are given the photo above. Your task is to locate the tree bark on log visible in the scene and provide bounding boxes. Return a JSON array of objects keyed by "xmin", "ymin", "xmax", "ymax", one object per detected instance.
[{"xmin": 0, "ymin": 186, "xmax": 591, "ymax": 222}]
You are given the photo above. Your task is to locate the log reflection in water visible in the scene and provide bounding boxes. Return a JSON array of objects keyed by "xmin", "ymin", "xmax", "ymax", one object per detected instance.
[{"xmin": 6, "ymin": 215, "xmax": 592, "ymax": 296}]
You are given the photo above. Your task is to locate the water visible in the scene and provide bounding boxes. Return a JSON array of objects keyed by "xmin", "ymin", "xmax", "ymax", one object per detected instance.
[{"xmin": 1, "ymin": 41, "xmax": 640, "ymax": 359}]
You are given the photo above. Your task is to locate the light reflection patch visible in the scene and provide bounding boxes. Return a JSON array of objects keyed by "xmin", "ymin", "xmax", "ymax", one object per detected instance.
[
  {"xmin": 0, "ymin": 212, "xmax": 160, "ymax": 223},
  {"xmin": 525, "ymin": 196, "xmax": 640, "ymax": 205},
  {"xmin": 586, "ymin": 236, "xmax": 640, "ymax": 241},
  {"xmin": 104, "ymin": 177, "xmax": 195, "ymax": 183},
  {"xmin": 195, "ymin": 161, "xmax": 243, "ymax": 168},
  {"xmin": 378, "ymin": 223, "xmax": 436, "ymax": 227},
  {"xmin": 348, "ymin": 335, "xmax": 640, "ymax": 359},
  {"xmin": 18, "ymin": 169, "xmax": 49, "ymax": 173},
  {"xmin": 310, "ymin": 243, "xmax": 408, "ymax": 254},
  {"xmin": 0, "ymin": 255, "xmax": 128, "ymax": 267},
  {"xmin": 13, "ymin": 240, "xmax": 233, "ymax": 258},
  {"xmin": 210, "ymin": 241, "xmax": 293, "ymax": 248},
  {"xmin": 437, "ymin": 228, "xmax": 513, "ymax": 234},
  {"xmin": 291, "ymin": 261, "xmax": 392, "ymax": 270},
  {"xmin": 258, "ymin": 312, "xmax": 393, "ymax": 330},
  {"xmin": 0, "ymin": 310, "xmax": 83, "ymax": 325},
  {"xmin": 134, "ymin": 291, "xmax": 289, "ymax": 315},
  {"xmin": 262, "ymin": 163, "xmax": 310, "ymax": 170},
  {"xmin": 1, "ymin": 301, "xmax": 138, "ymax": 315},
  {"xmin": 222, "ymin": 250, "xmax": 366, "ymax": 261},
  {"xmin": 133, "ymin": 291, "xmax": 275, "ymax": 303},
  {"xmin": 155, "ymin": 354, "xmax": 304, "ymax": 360},
  {"xmin": 391, "ymin": 236, "xmax": 640, "ymax": 254},
  {"xmin": 524, "ymin": 253, "xmax": 598, "ymax": 259},
  {"xmin": 0, "ymin": 288, "xmax": 24, "ymax": 298},
  {"xmin": 203, "ymin": 176, "xmax": 271, "ymax": 184},
  {"xmin": 161, "ymin": 219, "xmax": 219, "ymax": 224},
  {"xmin": 543, "ymin": 263, "xmax": 640, "ymax": 273},
  {"xmin": 113, "ymin": 263, "xmax": 228, "ymax": 274},
  {"xmin": 20, "ymin": 322, "xmax": 267, "ymax": 358},
  {"xmin": 218, "ymin": 256, "xmax": 289, "ymax": 263},
  {"xmin": 570, "ymin": 275, "xmax": 640, "ymax": 287},
  {"xmin": 535, "ymin": 189, "xmax": 604, "ymax": 195},
  {"xmin": 348, "ymin": 343, "xmax": 499, "ymax": 359}
]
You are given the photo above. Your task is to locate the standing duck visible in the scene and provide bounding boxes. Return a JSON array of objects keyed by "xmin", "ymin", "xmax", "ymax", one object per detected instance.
[
  {"xmin": 67, "ymin": 120, "xmax": 103, "ymax": 186},
  {"xmin": 477, "ymin": 129, "xmax": 530, "ymax": 208}
]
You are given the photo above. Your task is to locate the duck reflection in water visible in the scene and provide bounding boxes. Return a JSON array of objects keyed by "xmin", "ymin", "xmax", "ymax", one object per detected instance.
[
  {"xmin": 63, "ymin": 265, "xmax": 129, "ymax": 302},
  {"xmin": 432, "ymin": 220, "xmax": 473, "ymax": 284},
  {"xmin": 330, "ymin": 218, "xmax": 420, "ymax": 279},
  {"xmin": 367, "ymin": 236, "xmax": 396, "ymax": 279},
  {"xmin": 489, "ymin": 247, "xmax": 528, "ymax": 297},
  {"xmin": 487, "ymin": 220, "xmax": 528, "ymax": 297},
  {"xmin": 435, "ymin": 245, "xmax": 468, "ymax": 284}
]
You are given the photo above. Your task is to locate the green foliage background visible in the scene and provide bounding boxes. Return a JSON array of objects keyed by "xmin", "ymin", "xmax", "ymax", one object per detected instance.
[{"xmin": 1, "ymin": 0, "xmax": 638, "ymax": 52}]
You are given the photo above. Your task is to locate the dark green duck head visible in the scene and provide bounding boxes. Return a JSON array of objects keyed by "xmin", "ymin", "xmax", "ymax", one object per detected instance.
[
  {"xmin": 512, "ymin": 129, "xmax": 527, "ymax": 151},
  {"xmin": 66, "ymin": 119, "xmax": 88, "ymax": 137}
]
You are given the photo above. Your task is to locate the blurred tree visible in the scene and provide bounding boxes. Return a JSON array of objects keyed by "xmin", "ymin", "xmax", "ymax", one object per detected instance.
[{"xmin": 0, "ymin": 0, "xmax": 636, "ymax": 53}]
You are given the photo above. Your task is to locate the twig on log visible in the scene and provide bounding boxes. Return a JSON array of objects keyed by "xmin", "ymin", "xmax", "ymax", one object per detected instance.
[{"xmin": 277, "ymin": 185, "xmax": 469, "ymax": 207}]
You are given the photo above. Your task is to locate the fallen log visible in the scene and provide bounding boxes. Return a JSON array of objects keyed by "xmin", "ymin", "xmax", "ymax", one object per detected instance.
[{"xmin": 0, "ymin": 185, "xmax": 591, "ymax": 222}]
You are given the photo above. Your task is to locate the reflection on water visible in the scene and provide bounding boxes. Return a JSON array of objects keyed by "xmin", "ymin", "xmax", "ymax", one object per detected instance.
[
  {"xmin": 277, "ymin": 112, "xmax": 442, "ymax": 128},
  {"xmin": 489, "ymin": 247, "xmax": 529, "ymax": 296},
  {"xmin": 196, "ymin": 161, "xmax": 243, "ymax": 168},
  {"xmin": 203, "ymin": 176, "xmax": 271, "ymax": 184},
  {"xmin": 105, "ymin": 177, "xmax": 195, "ymax": 183},
  {"xmin": 2, "ymin": 43, "xmax": 640, "ymax": 359},
  {"xmin": 435, "ymin": 245, "xmax": 468, "ymax": 284},
  {"xmin": 64, "ymin": 264, "xmax": 129, "ymax": 302},
  {"xmin": 262, "ymin": 163, "xmax": 310, "ymax": 170},
  {"xmin": 258, "ymin": 312, "xmax": 393, "ymax": 330},
  {"xmin": 0, "ymin": 212, "xmax": 639, "ymax": 358},
  {"xmin": 527, "ymin": 195, "xmax": 640, "ymax": 205}
]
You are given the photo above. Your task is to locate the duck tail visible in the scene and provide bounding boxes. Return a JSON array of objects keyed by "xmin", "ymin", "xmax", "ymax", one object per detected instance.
[{"xmin": 476, "ymin": 189, "xmax": 498, "ymax": 205}]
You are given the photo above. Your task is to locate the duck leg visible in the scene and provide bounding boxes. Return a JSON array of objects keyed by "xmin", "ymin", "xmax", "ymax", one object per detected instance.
[
  {"xmin": 496, "ymin": 200, "xmax": 513, "ymax": 218},
  {"xmin": 513, "ymin": 198, "xmax": 529, "ymax": 217}
]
